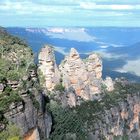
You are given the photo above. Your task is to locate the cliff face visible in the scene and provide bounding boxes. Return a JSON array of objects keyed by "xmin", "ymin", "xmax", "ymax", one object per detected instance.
[
  {"xmin": 0, "ymin": 30, "xmax": 52, "ymax": 140},
  {"xmin": 0, "ymin": 69, "xmax": 52, "ymax": 140},
  {"xmin": 48, "ymin": 81, "xmax": 140, "ymax": 140},
  {"xmin": 88, "ymin": 92, "xmax": 140, "ymax": 140},
  {"xmin": 4, "ymin": 87, "xmax": 52, "ymax": 140}
]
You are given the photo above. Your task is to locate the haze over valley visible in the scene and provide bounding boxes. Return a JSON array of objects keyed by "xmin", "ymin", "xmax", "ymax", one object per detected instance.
[{"xmin": 7, "ymin": 27, "xmax": 140, "ymax": 82}]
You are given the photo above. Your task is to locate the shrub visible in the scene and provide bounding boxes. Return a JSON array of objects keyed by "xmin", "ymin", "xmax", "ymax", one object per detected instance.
[
  {"xmin": 101, "ymin": 83, "xmax": 107, "ymax": 92},
  {"xmin": 7, "ymin": 136, "xmax": 20, "ymax": 140},
  {"xmin": 0, "ymin": 123, "xmax": 21, "ymax": 140},
  {"xmin": 0, "ymin": 91, "xmax": 22, "ymax": 112},
  {"xmin": 7, "ymin": 70, "xmax": 20, "ymax": 81},
  {"xmin": 54, "ymin": 83, "xmax": 65, "ymax": 92},
  {"xmin": 33, "ymin": 99, "xmax": 40, "ymax": 109},
  {"xmin": 113, "ymin": 135, "xmax": 129, "ymax": 140}
]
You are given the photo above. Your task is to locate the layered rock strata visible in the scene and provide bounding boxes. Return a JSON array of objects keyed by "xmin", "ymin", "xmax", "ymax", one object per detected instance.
[
  {"xmin": 38, "ymin": 45, "xmax": 60, "ymax": 91},
  {"xmin": 59, "ymin": 48, "xmax": 102, "ymax": 100},
  {"xmin": 39, "ymin": 46, "xmax": 104, "ymax": 101},
  {"xmin": 88, "ymin": 92, "xmax": 140, "ymax": 140},
  {"xmin": 3, "ymin": 74, "xmax": 52, "ymax": 140}
]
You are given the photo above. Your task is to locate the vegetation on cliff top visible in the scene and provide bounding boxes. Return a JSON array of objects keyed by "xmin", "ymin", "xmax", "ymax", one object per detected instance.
[
  {"xmin": 0, "ymin": 28, "xmax": 33, "ymax": 110},
  {"xmin": 0, "ymin": 28, "xmax": 40, "ymax": 136}
]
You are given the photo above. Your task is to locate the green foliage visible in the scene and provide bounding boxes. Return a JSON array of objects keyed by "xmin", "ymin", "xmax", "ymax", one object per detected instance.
[
  {"xmin": 0, "ymin": 29, "xmax": 34, "ymax": 79},
  {"xmin": 7, "ymin": 70, "xmax": 20, "ymax": 81},
  {"xmin": 113, "ymin": 135, "xmax": 129, "ymax": 140},
  {"xmin": 32, "ymin": 99, "xmax": 40, "ymax": 109},
  {"xmin": 7, "ymin": 136, "xmax": 20, "ymax": 140},
  {"xmin": 37, "ymin": 69, "xmax": 46, "ymax": 87},
  {"xmin": 48, "ymin": 101, "xmax": 87, "ymax": 140},
  {"xmin": 54, "ymin": 83, "xmax": 65, "ymax": 92},
  {"xmin": 49, "ymin": 82, "xmax": 140, "ymax": 139},
  {"xmin": 101, "ymin": 83, "xmax": 107, "ymax": 91},
  {"xmin": 28, "ymin": 63, "xmax": 36, "ymax": 70},
  {"xmin": 0, "ymin": 58, "xmax": 10, "ymax": 82},
  {"xmin": 0, "ymin": 29, "xmax": 39, "ymax": 120},
  {"xmin": 2, "ymin": 86, "xmax": 12, "ymax": 95},
  {"xmin": 0, "ymin": 90, "xmax": 22, "ymax": 112},
  {"xmin": 0, "ymin": 123, "xmax": 22, "ymax": 140}
]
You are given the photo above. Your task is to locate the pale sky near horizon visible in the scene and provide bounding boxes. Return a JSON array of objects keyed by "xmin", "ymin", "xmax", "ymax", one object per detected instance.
[{"xmin": 0, "ymin": 0, "xmax": 140, "ymax": 27}]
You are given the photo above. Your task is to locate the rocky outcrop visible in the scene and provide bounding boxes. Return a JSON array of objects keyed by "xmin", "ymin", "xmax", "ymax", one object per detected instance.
[
  {"xmin": 24, "ymin": 128, "xmax": 40, "ymax": 140},
  {"xmin": 88, "ymin": 92, "xmax": 140, "ymax": 140},
  {"xmin": 85, "ymin": 53, "xmax": 102, "ymax": 95},
  {"xmin": 1, "ymin": 68, "xmax": 52, "ymax": 140},
  {"xmin": 4, "ymin": 89, "xmax": 52, "ymax": 140},
  {"xmin": 103, "ymin": 76, "xmax": 114, "ymax": 92},
  {"xmin": 66, "ymin": 92, "xmax": 77, "ymax": 108},
  {"xmin": 60, "ymin": 48, "xmax": 102, "ymax": 100},
  {"xmin": 59, "ymin": 48, "xmax": 91, "ymax": 100},
  {"xmin": 38, "ymin": 47, "xmax": 103, "ymax": 103},
  {"xmin": 38, "ymin": 45, "xmax": 60, "ymax": 91},
  {"xmin": 37, "ymin": 46, "xmax": 140, "ymax": 139}
]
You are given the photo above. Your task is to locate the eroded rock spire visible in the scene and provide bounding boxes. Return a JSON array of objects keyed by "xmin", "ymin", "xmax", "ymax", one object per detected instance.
[
  {"xmin": 38, "ymin": 45, "xmax": 60, "ymax": 91},
  {"xmin": 38, "ymin": 46, "xmax": 114, "ymax": 102}
]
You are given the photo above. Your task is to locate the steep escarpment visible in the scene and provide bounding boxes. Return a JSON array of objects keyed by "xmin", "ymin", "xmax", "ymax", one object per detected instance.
[
  {"xmin": 89, "ymin": 92, "xmax": 140, "ymax": 140},
  {"xmin": 0, "ymin": 29, "xmax": 52, "ymax": 140},
  {"xmin": 48, "ymin": 82, "xmax": 140, "ymax": 140},
  {"xmin": 39, "ymin": 45, "xmax": 140, "ymax": 140}
]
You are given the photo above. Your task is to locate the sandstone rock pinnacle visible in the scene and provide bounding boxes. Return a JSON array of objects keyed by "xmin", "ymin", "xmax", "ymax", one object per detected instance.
[
  {"xmin": 59, "ymin": 48, "xmax": 102, "ymax": 100},
  {"xmin": 39, "ymin": 46, "xmax": 103, "ymax": 101},
  {"xmin": 38, "ymin": 45, "xmax": 60, "ymax": 91},
  {"xmin": 103, "ymin": 76, "xmax": 114, "ymax": 91}
]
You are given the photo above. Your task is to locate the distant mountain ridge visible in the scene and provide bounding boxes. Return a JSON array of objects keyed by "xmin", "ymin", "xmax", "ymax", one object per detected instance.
[{"xmin": 6, "ymin": 27, "xmax": 140, "ymax": 82}]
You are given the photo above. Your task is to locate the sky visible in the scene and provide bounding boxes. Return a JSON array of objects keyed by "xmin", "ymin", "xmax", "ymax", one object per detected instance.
[{"xmin": 0, "ymin": 0, "xmax": 140, "ymax": 27}]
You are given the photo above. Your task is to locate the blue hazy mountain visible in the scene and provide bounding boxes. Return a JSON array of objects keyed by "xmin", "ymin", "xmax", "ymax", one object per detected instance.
[{"xmin": 7, "ymin": 27, "xmax": 140, "ymax": 82}]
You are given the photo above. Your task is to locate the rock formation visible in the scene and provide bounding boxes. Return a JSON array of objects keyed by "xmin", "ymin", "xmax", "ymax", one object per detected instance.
[
  {"xmin": 66, "ymin": 91, "xmax": 77, "ymax": 107},
  {"xmin": 38, "ymin": 45, "xmax": 60, "ymax": 91},
  {"xmin": 3, "ymin": 71, "xmax": 52, "ymax": 140},
  {"xmin": 103, "ymin": 76, "xmax": 114, "ymax": 91},
  {"xmin": 0, "ymin": 29, "xmax": 52, "ymax": 140},
  {"xmin": 24, "ymin": 128, "xmax": 40, "ymax": 140},
  {"xmin": 85, "ymin": 53, "xmax": 102, "ymax": 95},
  {"xmin": 59, "ymin": 48, "xmax": 91, "ymax": 100},
  {"xmin": 39, "ymin": 47, "xmax": 103, "ymax": 102},
  {"xmin": 1, "ymin": 27, "xmax": 140, "ymax": 140},
  {"xmin": 59, "ymin": 48, "xmax": 103, "ymax": 100},
  {"xmin": 88, "ymin": 92, "xmax": 140, "ymax": 140}
]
